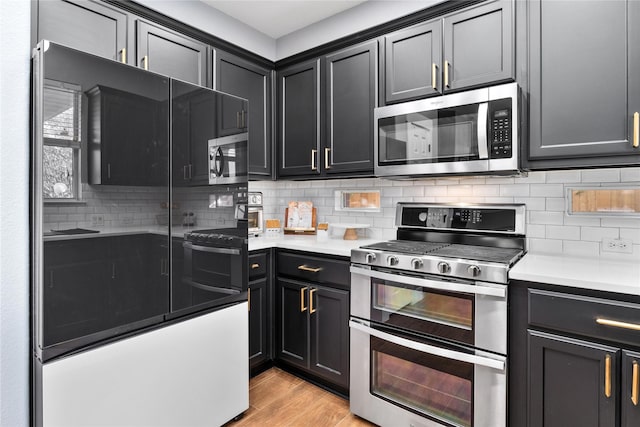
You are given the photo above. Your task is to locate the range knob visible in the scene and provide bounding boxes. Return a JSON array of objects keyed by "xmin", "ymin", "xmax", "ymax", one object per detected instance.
[
  {"xmin": 437, "ymin": 261, "xmax": 451, "ymax": 274},
  {"xmin": 467, "ymin": 265, "xmax": 482, "ymax": 277},
  {"xmin": 365, "ymin": 253, "xmax": 377, "ymax": 264},
  {"xmin": 387, "ymin": 255, "xmax": 399, "ymax": 266},
  {"xmin": 411, "ymin": 258, "xmax": 424, "ymax": 269}
]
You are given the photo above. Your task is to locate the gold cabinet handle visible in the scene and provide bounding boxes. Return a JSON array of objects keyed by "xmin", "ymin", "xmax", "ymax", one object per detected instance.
[
  {"xmin": 297, "ymin": 265, "xmax": 321, "ymax": 273},
  {"xmin": 432, "ymin": 63, "xmax": 437, "ymax": 90},
  {"xmin": 597, "ymin": 318, "xmax": 640, "ymax": 331},
  {"xmin": 119, "ymin": 48, "xmax": 127, "ymax": 64},
  {"xmin": 444, "ymin": 60, "xmax": 450, "ymax": 88},
  {"xmin": 248, "ymin": 288, "xmax": 251, "ymax": 312},
  {"xmin": 633, "ymin": 112, "xmax": 639, "ymax": 148},
  {"xmin": 141, "ymin": 55, "xmax": 149, "ymax": 70},
  {"xmin": 300, "ymin": 287, "xmax": 308, "ymax": 312},
  {"xmin": 251, "ymin": 263, "xmax": 260, "ymax": 269},
  {"xmin": 309, "ymin": 288, "xmax": 317, "ymax": 314},
  {"xmin": 324, "ymin": 147, "xmax": 331, "ymax": 169},
  {"xmin": 311, "ymin": 149, "xmax": 317, "ymax": 171},
  {"xmin": 605, "ymin": 354, "xmax": 612, "ymax": 398},
  {"xmin": 633, "ymin": 361, "xmax": 639, "ymax": 406}
]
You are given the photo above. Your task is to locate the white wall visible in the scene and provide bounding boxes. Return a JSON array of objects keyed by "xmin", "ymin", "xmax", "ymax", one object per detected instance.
[
  {"xmin": 276, "ymin": 0, "xmax": 442, "ymax": 60},
  {"xmin": 0, "ymin": 1, "xmax": 31, "ymax": 426},
  {"xmin": 135, "ymin": 0, "xmax": 277, "ymax": 59}
]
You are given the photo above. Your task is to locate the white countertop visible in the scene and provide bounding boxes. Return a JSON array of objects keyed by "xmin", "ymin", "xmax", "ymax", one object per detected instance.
[
  {"xmin": 510, "ymin": 253, "xmax": 640, "ymax": 296},
  {"xmin": 249, "ymin": 234, "xmax": 382, "ymax": 258},
  {"xmin": 43, "ymin": 225, "xmax": 201, "ymax": 241}
]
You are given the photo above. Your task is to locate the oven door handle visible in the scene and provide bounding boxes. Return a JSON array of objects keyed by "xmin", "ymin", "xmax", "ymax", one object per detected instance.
[
  {"xmin": 349, "ymin": 319, "xmax": 505, "ymax": 371},
  {"xmin": 183, "ymin": 278, "xmax": 241, "ymax": 295},
  {"xmin": 183, "ymin": 241, "xmax": 241, "ymax": 255},
  {"xmin": 350, "ymin": 265, "xmax": 505, "ymax": 298}
]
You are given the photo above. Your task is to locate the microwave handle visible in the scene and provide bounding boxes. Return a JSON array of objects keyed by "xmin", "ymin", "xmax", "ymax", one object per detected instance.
[
  {"xmin": 350, "ymin": 265, "xmax": 506, "ymax": 298},
  {"xmin": 211, "ymin": 147, "xmax": 224, "ymax": 177},
  {"xmin": 477, "ymin": 102, "xmax": 489, "ymax": 159},
  {"xmin": 349, "ymin": 319, "xmax": 505, "ymax": 371}
]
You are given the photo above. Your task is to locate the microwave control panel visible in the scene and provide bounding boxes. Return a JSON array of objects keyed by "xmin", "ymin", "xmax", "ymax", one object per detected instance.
[{"xmin": 489, "ymin": 98, "xmax": 512, "ymax": 159}]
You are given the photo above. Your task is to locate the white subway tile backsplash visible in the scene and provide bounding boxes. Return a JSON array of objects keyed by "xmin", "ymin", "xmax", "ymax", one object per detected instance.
[
  {"xmin": 621, "ymin": 167, "xmax": 640, "ymax": 182},
  {"xmin": 472, "ymin": 185, "xmax": 500, "ymax": 197},
  {"xmin": 516, "ymin": 172, "xmax": 546, "ymax": 183},
  {"xmin": 563, "ymin": 240, "xmax": 600, "ymax": 257},
  {"xmin": 530, "ymin": 184, "xmax": 564, "ymax": 198},
  {"xmin": 620, "ymin": 228, "xmax": 640, "ymax": 244},
  {"xmin": 528, "ymin": 238, "xmax": 563, "ymax": 254},
  {"xmin": 581, "ymin": 169, "xmax": 620, "ymax": 183},
  {"xmin": 545, "ymin": 225, "xmax": 580, "ymax": 240},
  {"xmin": 529, "ymin": 211, "xmax": 564, "ymax": 225},
  {"xmin": 546, "ymin": 170, "xmax": 581, "ymax": 183},
  {"xmin": 514, "ymin": 197, "xmax": 545, "ymax": 211},
  {"xmin": 526, "ymin": 224, "xmax": 546, "ymax": 239},
  {"xmin": 580, "ymin": 226, "xmax": 619, "ymax": 241},
  {"xmin": 545, "ymin": 197, "xmax": 565, "ymax": 212},
  {"xmin": 564, "ymin": 215, "xmax": 601, "ymax": 227},
  {"xmin": 500, "ymin": 184, "xmax": 530, "ymax": 197},
  {"xmin": 601, "ymin": 217, "xmax": 640, "ymax": 229},
  {"xmin": 447, "ymin": 185, "xmax": 473, "ymax": 197}
]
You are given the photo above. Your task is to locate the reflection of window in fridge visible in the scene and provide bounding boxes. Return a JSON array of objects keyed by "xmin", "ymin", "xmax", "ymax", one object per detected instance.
[{"xmin": 406, "ymin": 119, "xmax": 435, "ymax": 160}]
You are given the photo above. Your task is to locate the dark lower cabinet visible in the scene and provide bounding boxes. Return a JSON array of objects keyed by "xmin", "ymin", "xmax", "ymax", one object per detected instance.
[
  {"xmin": 276, "ymin": 250, "xmax": 350, "ymax": 393},
  {"xmin": 510, "ymin": 282, "xmax": 640, "ymax": 427},
  {"xmin": 249, "ymin": 250, "xmax": 271, "ymax": 374},
  {"xmin": 528, "ymin": 330, "xmax": 618, "ymax": 427}
]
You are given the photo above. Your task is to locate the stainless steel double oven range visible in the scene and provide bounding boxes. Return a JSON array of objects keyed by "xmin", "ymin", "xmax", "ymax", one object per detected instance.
[{"xmin": 350, "ymin": 203, "xmax": 526, "ymax": 427}]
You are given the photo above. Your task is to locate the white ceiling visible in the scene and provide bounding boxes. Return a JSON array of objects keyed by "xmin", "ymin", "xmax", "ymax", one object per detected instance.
[{"xmin": 199, "ymin": 0, "xmax": 368, "ymax": 39}]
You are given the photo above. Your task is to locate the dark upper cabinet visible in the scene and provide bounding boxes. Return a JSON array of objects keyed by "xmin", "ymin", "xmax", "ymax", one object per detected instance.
[
  {"xmin": 277, "ymin": 59, "xmax": 321, "ymax": 178},
  {"xmin": 278, "ymin": 41, "xmax": 377, "ymax": 179},
  {"xmin": 215, "ymin": 50, "xmax": 273, "ymax": 179},
  {"xmin": 382, "ymin": 0, "xmax": 513, "ymax": 104},
  {"xmin": 528, "ymin": 330, "xmax": 618, "ymax": 427},
  {"xmin": 37, "ymin": 0, "xmax": 131, "ymax": 63},
  {"xmin": 136, "ymin": 20, "xmax": 208, "ymax": 86},
  {"xmin": 622, "ymin": 350, "xmax": 640, "ymax": 427},
  {"xmin": 442, "ymin": 0, "xmax": 513, "ymax": 92},
  {"xmin": 324, "ymin": 41, "xmax": 377, "ymax": 175},
  {"xmin": 87, "ymin": 85, "xmax": 166, "ymax": 186},
  {"xmin": 527, "ymin": 0, "xmax": 640, "ymax": 168},
  {"xmin": 383, "ymin": 20, "xmax": 441, "ymax": 104}
]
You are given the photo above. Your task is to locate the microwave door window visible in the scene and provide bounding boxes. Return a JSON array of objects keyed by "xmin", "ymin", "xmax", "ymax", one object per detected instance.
[
  {"xmin": 379, "ymin": 112, "xmax": 437, "ymax": 164},
  {"xmin": 437, "ymin": 104, "xmax": 480, "ymax": 162}
]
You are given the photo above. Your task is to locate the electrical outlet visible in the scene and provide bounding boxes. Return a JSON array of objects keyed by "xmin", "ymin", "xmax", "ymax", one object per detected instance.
[
  {"xmin": 602, "ymin": 238, "xmax": 633, "ymax": 253},
  {"xmin": 91, "ymin": 215, "xmax": 104, "ymax": 227}
]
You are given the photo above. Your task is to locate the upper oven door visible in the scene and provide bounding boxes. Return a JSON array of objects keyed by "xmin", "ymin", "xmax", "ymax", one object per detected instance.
[
  {"xmin": 374, "ymin": 83, "xmax": 518, "ymax": 177},
  {"xmin": 350, "ymin": 264, "xmax": 507, "ymax": 355},
  {"xmin": 208, "ymin": 132, "xmax": 248, "ymax": 185}
]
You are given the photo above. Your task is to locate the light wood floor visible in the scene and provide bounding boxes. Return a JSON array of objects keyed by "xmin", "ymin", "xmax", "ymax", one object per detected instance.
[{"xmin": 225, "ymin": 367, "xmax": 376, "ymax": 426}]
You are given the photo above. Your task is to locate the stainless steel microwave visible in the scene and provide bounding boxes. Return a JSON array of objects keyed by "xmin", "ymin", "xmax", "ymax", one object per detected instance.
[
  {"xmin": 208, "ymin": 132, "xmax": 248, "ymax": 185},
  {"xmin": 375, "ymin": 82, "xmax": 519, "ymax": 178}
]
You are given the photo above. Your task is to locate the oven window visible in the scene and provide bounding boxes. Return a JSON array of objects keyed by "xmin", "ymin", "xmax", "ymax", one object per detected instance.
[
  {"xmin": 371, "ymin": 337, "xmax": 473, "ymax": 427},
  {"xmin": 373, "ymin": 278, "xmax": 473, "ymax": 325}
]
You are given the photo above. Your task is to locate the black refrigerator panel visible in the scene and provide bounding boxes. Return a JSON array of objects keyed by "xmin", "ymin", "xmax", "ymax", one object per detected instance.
[{"xmin": 34, "ymin": 42, "xmax": 171, "ymax": 362}]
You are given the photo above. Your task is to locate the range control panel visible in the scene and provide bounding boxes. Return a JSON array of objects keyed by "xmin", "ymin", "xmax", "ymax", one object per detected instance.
[{"xmin": 399, "ymin": 204, "xmax": 523, "ymax": 233}]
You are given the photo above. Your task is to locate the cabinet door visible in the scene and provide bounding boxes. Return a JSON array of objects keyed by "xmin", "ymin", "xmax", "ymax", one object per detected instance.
[
  {"xmin": 136, "ymin": 20, "xmax": 208, "ymax": 86},
  {"xmin": 277, "ymin": 59, "xmax": 321, "ymax": 177},
  {"xmin": 249, "ymin": 278, "xmax": 269, "ymax": 370},
  {"xmin": 324, "ymin": 41, "xmax": 376, "ymax": 175},
  {"xmin": 276, "ymin": 278, "xmax": 309, "ymax": 370},
  {"xmin": 384, "ymin": 20, "xmax": 442, "ymax": 103},
  {"xmin": 215, "ymin": 50, "xmax": 273, "ymax": 178},
  {"xmin": 309, "ymin": 285, "xmax": 350, "ymax": 390},
  {"xmin": 38, "ymin": 0, "xmax": 129, "ymax": 63},
  {"xmin": 528, "ymin": 330, "xmax": 618, "ymax": 427},
  {"xmin": 442, "ymin": 0, "xmax": 513, "ymax": 92},
  {"xmin": 622, "ymin": 350, "xmax": 640, "ymax": 427},
  {"xmin": 528, "ymin": 0, "xmax": 640, "ymax": 166}
]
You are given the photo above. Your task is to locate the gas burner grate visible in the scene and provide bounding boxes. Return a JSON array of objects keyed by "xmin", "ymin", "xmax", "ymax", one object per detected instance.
[{"xmin": 361, "ymin": 240, "xmax": 450, "ymax": 255}]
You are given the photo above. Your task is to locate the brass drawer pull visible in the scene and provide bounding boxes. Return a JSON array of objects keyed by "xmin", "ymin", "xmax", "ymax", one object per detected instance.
[
  {"xmin": 119, "ymin": 48, "xmax": 127, "ymax": 64},
  {"xmin": 300, "ymin": 287, "xmax": 308, "ymax": 312},
  {"xmin": 141, "ymin": 55, "xmax": 149, "ymax": 70},
  {"xmin": 605, "ymin": 354, "xmax": 612, "ymax": 398},
  {"xmin": 432, "ymin": 63, "xmax": 437, "ymax": 90},
  {"xmin": 251, "ymin": 263, "xmax": 260, "ymax": 269},
  {"xmin": 444, "ymin": 60, "xmax": 450, "ymax": 88},
  {"xmin": 311, "ymin": 149, "xmax": 317, "ymax": 171},
  {"xmin": 633, "ymin": 361, "xmax": 639, "ymax": 406},
  {"xmin": 309, "ymin": 288, "xmax": 317, "ymax": 314},
  {"xmin": 297, "ymin": 265, "xmax": 321, "ymax": 273},
  {"xmin": 633, "ymin": 112, "xmax": 639, "ymax": 148},
  {"xmin": 596, "ymin": 318, "xmax": 640, "ymax": 331},
  {"xmin": 324, "ymin": 147, "xmax": 331, "ymax": 169}
]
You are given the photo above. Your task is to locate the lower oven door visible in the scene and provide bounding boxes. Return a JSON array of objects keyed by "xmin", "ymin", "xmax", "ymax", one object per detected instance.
[
  {"xmin": 349, "ymin": 318, "xmax": 506, "ymax": 427},
  {"xmin": 350, "ymin": 264, "xmax": 507, "ymax": 354}
]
